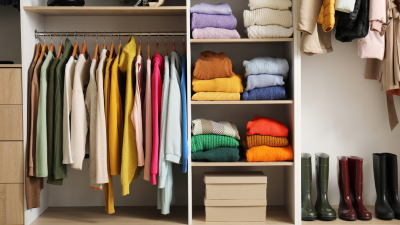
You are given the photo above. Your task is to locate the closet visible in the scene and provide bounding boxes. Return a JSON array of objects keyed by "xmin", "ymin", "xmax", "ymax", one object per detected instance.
[{"xmin": 20, "ymin": 0, "xmax": 301, "ymax": 224}]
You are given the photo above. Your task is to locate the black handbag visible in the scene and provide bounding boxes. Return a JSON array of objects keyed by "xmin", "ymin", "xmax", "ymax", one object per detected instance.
[{"xmin": 47, "ymin": 0, "xmax": 85, "ymax": 6}]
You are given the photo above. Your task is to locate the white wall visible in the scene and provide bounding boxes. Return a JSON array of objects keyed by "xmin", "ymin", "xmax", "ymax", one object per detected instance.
[
  {"xmin": 302, "ymin": 32, "xmax": 400, "ymax": 205},
  {"xmin": 0, "ymin": 6, "xmax": 21, "ymax": 64}
]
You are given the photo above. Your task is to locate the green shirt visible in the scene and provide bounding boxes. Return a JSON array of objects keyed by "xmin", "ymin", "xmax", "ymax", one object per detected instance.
[
  {"xmin": 36, "ymin": 51, "xmax": 54, "ymax": 177},
  {"xmin": 54, "ymin": 38, "xmax": 73, "ymax": 180}
]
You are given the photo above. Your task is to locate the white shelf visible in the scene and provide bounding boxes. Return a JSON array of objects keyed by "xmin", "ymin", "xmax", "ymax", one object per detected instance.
[
  {"xmin": 192, "ymin": 159, "xmax": 294, "ymax": 167},
  {"xmin": 191, "ymin": 100, "xmax": 294, "ymax": 105},
  {"xmin": 23, "ymin": 6, "xmax": 186, "ymax": 16},
  {"xmin": 190, "ymin": 38, "xmax": 294, "ymax": 43}
]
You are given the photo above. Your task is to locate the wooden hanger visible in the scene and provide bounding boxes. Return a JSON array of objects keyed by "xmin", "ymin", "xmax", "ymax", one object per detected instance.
[
  {"xmin": 109, "ymin": 33, "xmax": 115, "ymax": 59},
  {"xmin": 39, "ymin": 43, "xmax": 48, "ymax": 61},
  {"xmin": 147, "ymin": 34, "xmax": 151, "ymax": 60},
  {"xmin": 183, "ymin": 35, "xmax": 185, "ymax": 54},
  {"xmin": 34, "ymin": 43, "xmax": 41, "ymax": 62},
  {"xmin": 57, "ymin": 35, "xmax": 64, "ymax": 58},
  {"xmin": 156, "ymin": 32, "xmax": 159, "ymax": 54},
  {"xmin": 49, "ymin": 32, "xmax": 55, "ymax": 55},
  {"xmin": 71, "ymin": 33, "xmax": 80, "ymax": 58},
  {"xmin": 117, "ymin": 33, "xmax": 122, "ymax": 57},
  {"xmin": 103, "ymin": 32, "xmax": 107, "ymax": 49},
  {"xmin": 165, "ymin": 34, "xmax": 168, "ymax": 56},
  {"xmin": 93, "ymin": 33, "xmax": 99, "ymax": 60},
  {"xmin": 172, "ymin": 33, "xmax": 175, "ymax": 52},
  {"xmin": 80, "ymin": 33, "xmax": 89, "ymax": 59},
  {"xmin": 138, "ymin": 34, "xmax": 142, "ymax": 56}
]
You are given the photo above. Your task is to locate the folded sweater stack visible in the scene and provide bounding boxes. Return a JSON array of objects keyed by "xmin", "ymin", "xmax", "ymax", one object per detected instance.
[
  {"xmin": 245, "ymin": 116, "xmax": 294, "ymax": 162},
  {"xmin": 192, "ymin": 51, "xmax": 244, "ymax": 101},
  {"xmin": 191, "ymin": 3, "xmax": 240, "ymax": 39},
  {"xmin": 191, "ymin": 119, "xmax": 240, "ymax": 162},
  {"xmin": 244, "ymin": 0, "xmax": 293, "ymax": 39},
  {"xmin": 242, "ymin": 57, "xmax": 289, "ymax": 100}
]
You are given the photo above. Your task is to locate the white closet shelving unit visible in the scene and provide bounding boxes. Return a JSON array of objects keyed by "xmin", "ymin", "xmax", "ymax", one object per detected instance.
[
  {"xmin": 186, "ymin": 0, "xmax": 301, "ymax": 224},
  {"xmin": 20, "ymin": 0, "xmax": 301, "ymax": 224}
]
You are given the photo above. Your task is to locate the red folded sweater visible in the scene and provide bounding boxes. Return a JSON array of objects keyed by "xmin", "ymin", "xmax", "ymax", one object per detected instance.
[{"xmin": 246, "ymin": 116, "xmax": 288, "ymax": 137}]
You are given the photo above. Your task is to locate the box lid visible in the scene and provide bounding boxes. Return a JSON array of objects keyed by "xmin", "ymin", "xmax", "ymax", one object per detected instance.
[
  {"xmin": 204, "ymin": 172, "xmax": 267, "ymax": 184},
  {"xmin": 204, "ymin": 198, "xmax": 267, "ymax": 207}
]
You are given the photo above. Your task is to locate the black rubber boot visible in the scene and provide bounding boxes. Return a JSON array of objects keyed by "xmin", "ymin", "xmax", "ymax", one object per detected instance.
[
  {"xmin": 302, "ymin": 153, "xmax": 317, "ymax": 221},
  {"xmin": 383, "ymin": 153, "xmax": 400, "ymax": 219},
  {"xmin": 373, "ymin": 153, "xmax": 394, "ymax": 220},
  {"xmin": 315, "ymin": 153, "xmax": 336, "ymax": 221}
]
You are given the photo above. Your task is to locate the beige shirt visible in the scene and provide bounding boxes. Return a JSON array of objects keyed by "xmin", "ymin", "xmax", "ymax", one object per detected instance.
[{"xmin": 63, "ymin": 56, "xmax": 76, "ymax": 164}]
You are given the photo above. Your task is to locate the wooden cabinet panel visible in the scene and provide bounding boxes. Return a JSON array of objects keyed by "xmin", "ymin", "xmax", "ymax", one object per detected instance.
[
  {"xmin": 0, "ymin": 105, "xmax": 23, "ymax": 141},
  {"xmin": 0, "ymin": 142, "xmax": 23, "ymax": 184},
  {"xmin": 0, "ymin": 184, "xmax": 23, "ymax": 225},
  {"xmin": 0, "ymin": 69, "xmax": 22, "ymax": 104}
]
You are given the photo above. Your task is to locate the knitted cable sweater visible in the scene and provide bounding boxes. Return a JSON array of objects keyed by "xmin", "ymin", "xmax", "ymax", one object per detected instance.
[
  {"xmin": 247, "ymin": 25, "xmax": 293, "ymax": 39},
  {"xmin": 246, "ymin": 145, "xmax": 294, "ymax": 162},
  {"xmin": 193, "ymin": 51, "xmax": 235, "ymax": 80},
  {"xmin": 192, "ymin": 147, "xmax": 240, "ymax": 162},
  {"xmin": 191, "ymin": 134, "xmax": 239, "ymax": 152},
  {"xmin": 244, "ymin": 8, "xmax": 293, "ymax": 28},
  {"xmin": 192, "ymin": 119, "xmax": 240, "ymax": 140},
  {"xmin": 248, "ymin": 0, "xmax": 292, "ymax": 11},
  {"xmin": 246, "ymin": 135, "xmax": 289, "ymax": 148},
  {"xmin": 247, "ymin": 116, "xmax": 288, "ymax": 137}
]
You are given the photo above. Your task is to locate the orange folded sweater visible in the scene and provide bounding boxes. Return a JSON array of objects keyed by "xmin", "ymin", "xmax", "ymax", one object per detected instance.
[
  {"xmin": 246, "ymin": 135, "xmax": 289, "ymax": 148},
  {"xmin": 193, "ymin": 51, "xmax": 235, "ymax": 80},
  {"xmin": 246, "ymin": 145, "xmax": 294, "ymax": 162},
  {"xmin": 246, "ymin": 116, "xmax": 288, "ymax": 137}
]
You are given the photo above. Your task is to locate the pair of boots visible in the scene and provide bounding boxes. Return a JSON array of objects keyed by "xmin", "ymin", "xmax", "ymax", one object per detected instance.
[
  {"xmin": 302, "ymin": 153, "xmax": 336, "ymax": 221},
  {"xmin": 373, "ymin": 153, "xmax": 400, "ymax": 220},
  {"xmin": 337, "ymin": 156, "xmax": 372, "ymax": 221}
]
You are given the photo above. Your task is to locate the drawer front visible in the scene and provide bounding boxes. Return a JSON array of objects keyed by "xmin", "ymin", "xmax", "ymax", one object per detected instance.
[
  {"xmin": 0, "ymin": 69, "xmax": 22, "ymax": 104},
  {"xmin": 206, "ymin": 184, "xmax": 267, "ymax": 200},
  {"xmin": 0, "ymin": 184, "xmax": 24, "ymax": 225},
  {"xmin": 0, "ymin": 105, "xmax": 23, "ymax": 141},
  {"xmin": 0, "ymin": 142, "xmax": 23, "ymax": 183}
]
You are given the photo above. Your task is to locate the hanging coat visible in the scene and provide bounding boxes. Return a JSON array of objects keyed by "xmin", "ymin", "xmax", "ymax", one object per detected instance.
[{"xmin": 336, "ymin": 0, "xmax": 370, "ymax": 42}]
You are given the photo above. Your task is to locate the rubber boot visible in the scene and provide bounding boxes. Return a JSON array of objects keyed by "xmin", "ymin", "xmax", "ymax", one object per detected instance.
[
  {"xmin": 348, "ymin": 156, "xmax": 372, "ymax": 220},
  {"xmin": 337, "ymin": 156, "xmax": 357, "ymax": 221},
  {"xmin": 373, "ymin": 153, "xmax": 394, "ymax": 220},
  {"xmin": 383, "ymin": 153, "xmax": 400, "ymax": 219},
  {"xmin": 315, "ymin": 153, "xmax": 336, "ymax": 221},
  {"xmin": 302, "ymin": 153, "xmax": 317, "ymax": 221}
]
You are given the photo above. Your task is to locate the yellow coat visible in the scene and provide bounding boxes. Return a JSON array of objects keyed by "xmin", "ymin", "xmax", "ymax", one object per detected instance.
[
  {"xmin": 317, "ymin": 0, "xmax": 335, "ymax": 32},
  {"xmin": 103, "ymin": 57, "xmax": 114, "ymax": 214},
  {"xmin": 119, "ymin": 37, "xmax": 141, "ymax": 196}
]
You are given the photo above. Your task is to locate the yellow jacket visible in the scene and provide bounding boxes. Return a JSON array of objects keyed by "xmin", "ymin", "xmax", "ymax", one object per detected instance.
[
  {"xmin": 119, "ymin": 37, "xmax": 141, "ymax": 196},
  {"xmin": 103, "ymin": 57, "xmax": 114, "ymax": 214},
  {"xmin": 317, "ymin": 0, "xmax": 335, "ymax": 32}
]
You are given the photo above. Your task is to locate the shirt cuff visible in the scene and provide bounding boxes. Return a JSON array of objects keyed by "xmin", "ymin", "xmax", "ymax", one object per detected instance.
[{"xmin": 371, "ymin": 21, "xmax": 382, "ymax": 32}]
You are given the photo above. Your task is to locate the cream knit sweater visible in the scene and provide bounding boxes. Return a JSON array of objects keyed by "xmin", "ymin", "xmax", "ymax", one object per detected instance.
[
  {"xmin": 248, "ymin": 0, "xmax": 292, "ymax": 11},
  {"xmin": 244, "ymin": 8, "xmax": 293, "ymax": 28}
]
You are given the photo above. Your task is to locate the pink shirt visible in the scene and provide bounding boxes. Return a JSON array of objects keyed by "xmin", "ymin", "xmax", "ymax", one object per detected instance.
[
  {"xmin": 131, "ymin": 55, "xmax": 144, "ymax": 167},
  {"xmin": 151, "ymin": 53, "xmax": 164, "ymax": 185},
  {"xmin": 143, "ymin": 59, "xmax": 152, "ymax": 181}
]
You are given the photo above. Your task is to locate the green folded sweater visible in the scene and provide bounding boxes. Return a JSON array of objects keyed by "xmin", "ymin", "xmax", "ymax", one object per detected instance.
[
  {"xmin": 191, "ymin": 134, "xmax": 239, "ymax": 152},
  {"xmin": 191, "ymin": 147, "xmax": 240, "ymax": 162}
]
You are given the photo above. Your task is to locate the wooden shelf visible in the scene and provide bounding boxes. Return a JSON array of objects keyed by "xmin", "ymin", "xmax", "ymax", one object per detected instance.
[
  {"xmin": 23, "ymin": 6, "xmax": 186, "ymax": 16},
  {"xmin": 191, "ymin": 38, "xmax": 294, "ymax": 43},
  {"xmin": 31, "ymin": 206, "xmax": 187, "ymax": 225},
  {"xmin": 191, "ymin": 100, "xmax": 293, "ymax": 105},
  {"xmin": 0, "ymin": 64, "xmax": 21, "ymax": 68},
  {"xmin": 303, "ymin": 206, "xmax": 397, "ymax": 224},
  {"xmin": 192, "ymin": 159, "xmax": 293, "ymax": 167},
  {"xmin": 193, "ymin": 206, "xmax": 293, "ymax": 224}
]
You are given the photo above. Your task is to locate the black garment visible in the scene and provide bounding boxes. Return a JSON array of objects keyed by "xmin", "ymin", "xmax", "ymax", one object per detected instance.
[
  {"xmin": 335, "ymin": 0, "xmax": 370, "ymax": 42},
  {"xmin": 0, "ymin": 0, "xmax": 20, "ymax": 10},
  {"xmin": 336, "ymin": 0, "xmax": 362, "ymax": 29}
]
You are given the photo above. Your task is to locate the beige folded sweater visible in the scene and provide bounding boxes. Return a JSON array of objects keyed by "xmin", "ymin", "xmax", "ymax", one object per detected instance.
[
  {"xmin": 244, "ymin": 8, "xmax": 293, "ymax": 28},
  {"xmin": 248, "ymin": 0, "xmax": 292, "ymax": 10}
]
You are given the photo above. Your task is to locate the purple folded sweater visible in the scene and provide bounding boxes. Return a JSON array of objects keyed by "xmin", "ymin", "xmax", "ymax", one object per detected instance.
[
  {"xmin": 190, "ymin": 3, "xmax": 232, "ymax": 15},
  {"xmin": 193, "ymin": 28, "xmax": 240, "ymax": 39},
  {"xmin": 243, "ymin": 86, "xmax": 286, "ymax": 100},
  {"xmin": 191, "ymin": 13, "xmax": 237, "ymax": 30}
]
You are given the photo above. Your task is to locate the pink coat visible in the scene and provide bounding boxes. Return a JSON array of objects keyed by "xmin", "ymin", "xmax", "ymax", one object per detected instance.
[{"xmin": 151, "ymin": 53, "xmax": 164, "ymax": 185}]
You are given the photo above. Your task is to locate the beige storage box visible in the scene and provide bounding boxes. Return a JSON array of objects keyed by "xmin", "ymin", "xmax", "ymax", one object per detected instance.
[
  {"xmin": 204, "ymin": 171, "xmax": 267, "ymax": 200},
  {"xmin": 205, "ymin": 199, "xmax": 267, "ymax": 222}
]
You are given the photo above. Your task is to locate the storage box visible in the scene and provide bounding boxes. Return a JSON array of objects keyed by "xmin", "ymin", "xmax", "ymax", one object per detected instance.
[
  {"xmin": 205, "ymin": 199, "xmax": 267, "ymax": 222},
  {"xmin": 204, "ymin": 171, "xmax": 267, "ymax": 200}
]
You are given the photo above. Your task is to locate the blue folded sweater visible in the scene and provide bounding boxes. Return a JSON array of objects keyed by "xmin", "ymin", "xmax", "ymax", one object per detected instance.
[
  {"xmin": 243, "ymin": 57, "xmax": 289, "ymax": 78},
  {"xmin": 243, "ymin": 86, "xmax": 286, "ymax": 100}
]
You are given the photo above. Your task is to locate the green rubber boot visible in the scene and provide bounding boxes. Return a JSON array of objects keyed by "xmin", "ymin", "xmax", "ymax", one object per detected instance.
[
  {"xmin": 302, "ymin": 153, "xmax": 317, "ymax": 221},
  {"xmin": 315, "ymin": 153, "xmax": 337, "ymax": 221}
]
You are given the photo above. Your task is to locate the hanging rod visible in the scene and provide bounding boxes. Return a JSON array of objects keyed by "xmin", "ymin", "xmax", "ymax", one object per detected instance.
[{"xmin": 35, "ymin": 30, "xmax": 186, "ymax": 38}]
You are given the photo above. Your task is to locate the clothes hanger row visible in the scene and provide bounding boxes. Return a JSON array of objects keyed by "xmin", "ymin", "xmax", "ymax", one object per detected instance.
[{"xmin": 34, "ymin": 30, "xmax": 186, "ymax": 38}]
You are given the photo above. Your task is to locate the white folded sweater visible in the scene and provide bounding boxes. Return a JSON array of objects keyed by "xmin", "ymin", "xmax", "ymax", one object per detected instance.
[
  {"xmin": 244, "ymin": 8, "xmax": 293, "ymax": 28},
  {"xmin": 247, "ymin": 25, "xmax": 293, "ymax": 38},
  {"xmin": 248, "ymin": 0, "xmax": 292, "ymax": 11}
]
